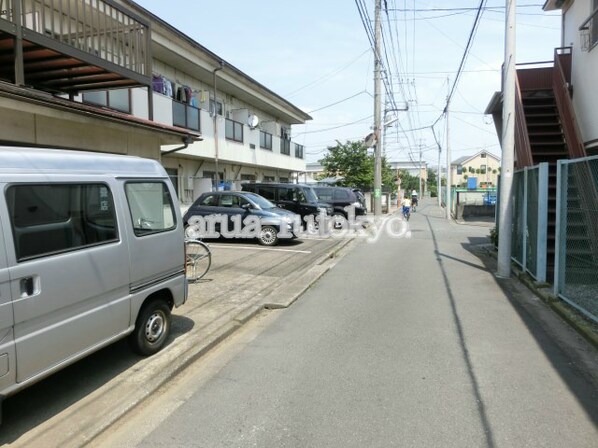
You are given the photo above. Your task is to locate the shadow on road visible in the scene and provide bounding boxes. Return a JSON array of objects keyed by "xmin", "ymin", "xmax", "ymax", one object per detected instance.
[
  {"xmin": 465, "ymin": 240, "xmax": 598, "ymax": 427},
  {"xmin": 0, "ymin": 315, "xmax": 195, "ymax": 445}
]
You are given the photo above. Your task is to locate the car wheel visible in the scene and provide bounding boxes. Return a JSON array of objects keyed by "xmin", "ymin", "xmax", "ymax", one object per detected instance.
[
  {"xmin": 258, "ymin": 225, "xmax": 279, "ymax": 246},
  {"xmin": 130, "ymin": 298, "xmax": 171, "ymax": 356},
  {"xmin": 331, "ymin": 212, "xmax": 346, "ymax": 230}
]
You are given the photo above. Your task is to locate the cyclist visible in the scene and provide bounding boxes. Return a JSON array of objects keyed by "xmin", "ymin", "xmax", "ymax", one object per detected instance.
[
  {"xmin": 411, "ymin": 189, "xmax": 418, "ymax": 212},
  {"xmin": 401, "ymin": 194, "xmax": 412, "ymax": 220}
]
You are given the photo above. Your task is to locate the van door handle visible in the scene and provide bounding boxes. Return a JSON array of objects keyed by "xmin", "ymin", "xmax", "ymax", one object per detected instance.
[{"xmin": 20, "ymin": 277, "xmax": 35, "ymax": 297}]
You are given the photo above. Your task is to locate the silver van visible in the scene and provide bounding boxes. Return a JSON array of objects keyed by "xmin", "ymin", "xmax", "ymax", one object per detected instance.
[{"xmin": 0, "ymin": 147, "xmax": 187, "ymax": 418}]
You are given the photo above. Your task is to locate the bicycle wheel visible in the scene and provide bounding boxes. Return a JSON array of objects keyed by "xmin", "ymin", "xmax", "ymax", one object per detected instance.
[{"xmin": 185, "ymin": 240, "xmax": 211, "ymax": 281}]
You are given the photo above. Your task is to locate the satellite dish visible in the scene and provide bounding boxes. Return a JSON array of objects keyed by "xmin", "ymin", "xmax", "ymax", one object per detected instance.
[
  {"xmin": 247, "ymin": 114, "xmax": 259, "ymax": 128},
  {"xmin": 364, "ymin": 132, "xmax": 377, "ymax": 148}
]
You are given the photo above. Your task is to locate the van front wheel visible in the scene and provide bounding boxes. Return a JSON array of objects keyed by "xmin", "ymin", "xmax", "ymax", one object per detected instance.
[{"xmin": 130, "ymin": 299, "xmax": 171, "ymax": 356}]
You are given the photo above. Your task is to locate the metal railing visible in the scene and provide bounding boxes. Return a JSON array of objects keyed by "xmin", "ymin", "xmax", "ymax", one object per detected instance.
[
  {"xmin": 553, "ymin": 48, "xmax": 586, "ymax": 159},
  {"xmin": 511, "ymin": 164, "xmax": 549, "ymax": 282},
  {"xmin": 555, "ymin": 155, "xmax": 598, "ymax": 323},
  {"xmin": 8, "ymin": 0, "xmax": 150, "ymax": 76}
]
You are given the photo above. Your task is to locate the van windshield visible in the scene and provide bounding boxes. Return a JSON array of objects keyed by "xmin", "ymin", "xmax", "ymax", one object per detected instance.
[{"xmin": 304, "ymin": 187, "xmax": 318, "ymax": 203}]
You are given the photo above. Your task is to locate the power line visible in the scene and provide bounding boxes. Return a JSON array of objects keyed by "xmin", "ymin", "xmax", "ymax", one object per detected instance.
[{"xmin": 444, "ymin": 0, "xmax": 487, "ymax": 113}]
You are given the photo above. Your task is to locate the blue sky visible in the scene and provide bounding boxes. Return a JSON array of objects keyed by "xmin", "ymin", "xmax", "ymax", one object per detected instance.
[{"xmin": 136, "ymin": 1, "xmax": 562, "ymax": 167}]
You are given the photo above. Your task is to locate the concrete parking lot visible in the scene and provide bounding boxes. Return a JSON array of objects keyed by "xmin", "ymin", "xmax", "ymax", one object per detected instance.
[{"xmin": 0, "ymin": 234, "xmax": 354, "ymax": 448}]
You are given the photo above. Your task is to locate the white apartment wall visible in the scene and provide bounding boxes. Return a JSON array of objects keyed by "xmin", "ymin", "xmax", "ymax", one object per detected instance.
[{"xmin": 563, "ymin": 1, "xmax": 598, "ymax": 148}]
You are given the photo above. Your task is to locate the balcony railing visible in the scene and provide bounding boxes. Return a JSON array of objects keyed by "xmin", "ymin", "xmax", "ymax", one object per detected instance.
[
  {"xmin": 0, "ymin": 0, "xmax": 151, "ymax": 92},
  {"xmin": 579, "ymin": 6, "xmax": 598, "ymax": 51}
]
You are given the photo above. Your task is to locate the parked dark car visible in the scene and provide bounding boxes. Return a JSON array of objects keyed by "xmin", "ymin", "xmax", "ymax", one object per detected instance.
[
  {"xmin": 183, "ymin": 191, "xmax": 298, "ymax": 246},
  {"xmin": 312, "ymin": 186, "xmax": 368, "ymax": 220},
  {"xmin": 241, "ymin": 183, "xmax": 332, "ymax": 226}
]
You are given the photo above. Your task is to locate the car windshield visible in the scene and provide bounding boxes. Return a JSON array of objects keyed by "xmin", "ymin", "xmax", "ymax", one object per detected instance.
[{"xmin": 245, "ymin": 193, "xmax": 276, "ymax": 209}]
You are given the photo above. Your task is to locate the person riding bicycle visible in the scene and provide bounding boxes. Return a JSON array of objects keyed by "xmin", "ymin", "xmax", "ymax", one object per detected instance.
[
  {"xmin": 411, "ymin": 189, "xmax": 419, "ymax": 211},
  {"xmin": 401, "ymin": 194, "xmax": 412, "ymax": 219}
]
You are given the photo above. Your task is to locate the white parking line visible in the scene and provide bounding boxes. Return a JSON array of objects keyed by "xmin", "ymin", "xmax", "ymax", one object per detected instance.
[{"xmin": 209, "ymin": 244, "xmax": 312, "ymax": 254}]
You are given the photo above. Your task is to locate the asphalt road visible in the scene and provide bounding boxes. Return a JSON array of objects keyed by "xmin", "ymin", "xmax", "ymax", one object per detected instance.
[{"xmin": 94, "ymin": 202, "xmax": 598, "ymax": 447}]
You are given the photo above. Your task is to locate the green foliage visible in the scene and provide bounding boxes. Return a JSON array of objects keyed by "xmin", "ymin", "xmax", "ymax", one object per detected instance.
[
  {"xmin": 319, "ymin": 140, "xmax": 394, "ymax": 189},
  {"xmin": 489, "ymin": 227, "xmax": 498, "ymax": 247},
  {"xmin": 427, "ymin": 170, "xmax": 437, "ymax": 187},
  {"xmin": 397, "ymin": 169, "xmax": 419, "ymax": 193},
  {"xmin": 430, "ymin": 186, "xmax": 438, "ymax": 197}
]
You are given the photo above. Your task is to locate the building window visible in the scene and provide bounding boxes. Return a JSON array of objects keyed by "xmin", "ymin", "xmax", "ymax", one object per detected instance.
[
  {"xmin": 260, "ymin": 131, "xmax": 273, "ymax": 150},
  {"xmin": 295, "ymin": 144, "xmax": 304, "ymax": 159},
  {"xmin": 263, "ymin": 176, "xmax": 275, "ymax": 183},
  {"xmin": 481, "ymin": 152, "xmax": 487, "ymax": 158},
  {"xmin": 210, "ymin": 99, "xmax": 223, "ymax": 116},
  {"xmin": 240, "ymin": 174, "xmax": 256, "ymax": 181},
  {"xmin": 83, "ymin": 89, "xmax": 131, "ymax": 113},
  {"xmin": 173, "ymin": 100, "xmax": 200, "ymax": 131},
  {"xmin": 225, "ymin": 118, "xmax": 243, "ymax": 143},
  {"xmin": 280, "ymin": 127, "xmax": 291, "ymax": 155}
]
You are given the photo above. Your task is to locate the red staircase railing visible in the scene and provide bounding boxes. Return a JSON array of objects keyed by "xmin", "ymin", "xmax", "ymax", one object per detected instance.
[
  {"xmin": 514, "ymin": 75, "xmax": 534, "ymax": 168},
  {"xmin": 553, "ymin": 47, "xmax": 586, "ymax": 159}
]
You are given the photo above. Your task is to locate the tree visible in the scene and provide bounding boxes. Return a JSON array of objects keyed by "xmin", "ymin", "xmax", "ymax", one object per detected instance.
[
  {"xmin": 427, "ymin": 170, "xmax": 437, "ymax": 188},
  {"xmin": 397, "ymin": 169, "xmax": 419, "ymax": 193},
  {"xmin": 319, "ymin": 140, "xmax": 394, "ymax": 190}
]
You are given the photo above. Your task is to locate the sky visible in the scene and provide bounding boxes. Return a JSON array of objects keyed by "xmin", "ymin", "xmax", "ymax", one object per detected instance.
[{"xmin": 135, "ymin": 1, "xmax": 562, "ymax": 168}]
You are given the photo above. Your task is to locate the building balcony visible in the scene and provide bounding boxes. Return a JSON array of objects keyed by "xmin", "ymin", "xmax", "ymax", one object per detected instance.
[{"xmin": 0, "ymin": 0, "xmax": 151, "ymax": 94}]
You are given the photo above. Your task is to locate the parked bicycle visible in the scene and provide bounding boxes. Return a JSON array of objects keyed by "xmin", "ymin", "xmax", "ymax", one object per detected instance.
[{"xmin": 185, "ymin": 238, "xmax": 211, "ymax": 282}]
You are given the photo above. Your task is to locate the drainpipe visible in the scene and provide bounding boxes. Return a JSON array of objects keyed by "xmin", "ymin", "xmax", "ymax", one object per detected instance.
[
  {"xmin": 161, "ymin": 135, "xmax": 195, "ymax": 155},
  {"xmin": 213, "ymin": 61, "xmax": 224, "ymax": 190}
]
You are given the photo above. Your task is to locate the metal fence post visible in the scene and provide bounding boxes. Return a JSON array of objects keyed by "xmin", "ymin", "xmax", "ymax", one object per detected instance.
[
  {"xmin": 522, "ymin": 167, "xmax": 528, "ymax": 274},
  {"xmin": 536, "ymin": 163, "xmax": 548, "ymax": 283},
  {"xmin": 554, "ymin": 160, "xmax": 567, "ymax": 295}
]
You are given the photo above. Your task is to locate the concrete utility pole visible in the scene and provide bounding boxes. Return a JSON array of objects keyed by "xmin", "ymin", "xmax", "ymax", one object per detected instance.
[
  {"xmin": 437, "ymin": 146, "xmax": 442, "ymax": 207},
  {"xmin": 418, "ymin": 145, "xmax": 423, "ymax": 199},
  {"xmin": 445, "ymin": 77, "xmax": 452, "ymax": 220},
  {"xmin": 373, "ymin": 0, "xmax": 382, "ymax": 215},
  {"xmin": 497, "ymin": 0, "xmax": 516, "ymax": 278}
]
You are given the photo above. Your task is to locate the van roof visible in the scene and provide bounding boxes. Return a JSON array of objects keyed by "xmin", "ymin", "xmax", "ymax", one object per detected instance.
[{"xmin": 0, "ymin": 147, "xmax": 167, "ymax": 177}]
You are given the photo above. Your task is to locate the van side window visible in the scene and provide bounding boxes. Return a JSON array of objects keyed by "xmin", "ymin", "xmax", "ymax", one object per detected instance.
[
  {"xmin": 258, "ymin": 187, "xmax": 276, "ymax": 201},
  {"xmin": 6, "ymin": 183, "xmax": 118, "ymax": 261},
  {"xmin": 125, "ymin": 182, "xmax": 176, "ymax": 236},
  {"xmin": 294, "ymin": 188, "xmax": 306, "ymax": 202}
]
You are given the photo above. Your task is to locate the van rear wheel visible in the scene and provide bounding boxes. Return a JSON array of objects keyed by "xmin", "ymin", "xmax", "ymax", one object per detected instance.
[{"xmin": 130, "ymin": 299, "xmax": 171, "ymax": 356}]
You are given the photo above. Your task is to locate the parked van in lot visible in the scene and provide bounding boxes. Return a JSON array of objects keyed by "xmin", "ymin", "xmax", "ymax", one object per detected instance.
[
  {"xmin": 241, "ymin": 183, "xmax": 332, "ymax": 225},
  {"xmin": 0, "ymin": 147, "xmax": 187, "ymax": 418}
]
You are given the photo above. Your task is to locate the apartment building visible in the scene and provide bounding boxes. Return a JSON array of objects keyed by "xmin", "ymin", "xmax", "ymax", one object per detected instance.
[{"xmin": 0, "ymin": 0, "xmax": 311, "ymax": 205}]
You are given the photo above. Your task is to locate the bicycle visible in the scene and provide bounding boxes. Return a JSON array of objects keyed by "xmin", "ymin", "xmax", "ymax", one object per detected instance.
[{"xmin": 185, "ymin": 238, "xmax": 211, "ymax": 282}]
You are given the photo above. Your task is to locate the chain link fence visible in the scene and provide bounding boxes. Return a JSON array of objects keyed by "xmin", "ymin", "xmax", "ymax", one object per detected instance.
[
  {"xmin": 555, "ymin": 156, "xmax": 598, "ymax": 323},
  {"xmin": 511, "ymin": 164, "xmax": 549, "ymax": 282}
]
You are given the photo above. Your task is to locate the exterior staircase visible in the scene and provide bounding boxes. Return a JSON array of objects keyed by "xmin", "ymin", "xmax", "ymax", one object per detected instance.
[
  {"xmin": 514, "ymin": 48, "xmax": 596, "ymax": 284},
  {"xmin": 520, "ymin": 89, "xmax": 567, "ymax": 280}
]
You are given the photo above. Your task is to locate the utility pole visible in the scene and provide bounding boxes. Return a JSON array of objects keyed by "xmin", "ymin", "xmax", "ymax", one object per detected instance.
[
  {"xmin": 497, "ymin": 0, "xmax": 516, "ymax": 278},
  {"xmin": 373, "ymin": 0, "xmax": 382, "ymax": 216},
  {"xmin": 445, "ymin": 77, "xmax": 452, "ymax": 220},
  {"xmin": 418, "ymin": 144, "xmax": 423, "ymax": 199},
  {"xmin": 437, "ymin": 145, "xmax": 442, "ymax": 207}
]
